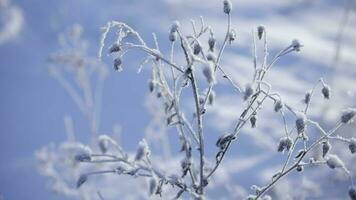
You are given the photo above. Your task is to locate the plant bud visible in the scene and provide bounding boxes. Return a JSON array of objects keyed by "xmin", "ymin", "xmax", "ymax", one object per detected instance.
[
  {"xmin": 74, "ymin": 145, "xmax": 92, "ymax": 162},
  {"xmin": 349, "ymin": 138, "xmax": 356, "ymax": 154},
  {"xmin": 257, "ymin": 25, "xmax": 265, "ymax": 40},
  {"xmin": 321, "ymin": 84, "xmax": 331, "ymax": 99},
  {"xmin": 322, "ymin": 140, "xmax": 331, "ymax": 157},
  {"xmin": 98, "ymin": 135, "xmax": 112, "ymax": 154},
  {"xmin": 341, "ymin": 108, "xmax": 356, "ymax": 124},
  {"xmin": 223, "ymin": 0, "xmax": 232, "ymax": 14},
  {"xmin": 193, "ymin": 43, "xmax": 202, "ymax": 55},
  {"xmin": 277, "ymin": 137, "xmax": 293, "ymax": 153}
]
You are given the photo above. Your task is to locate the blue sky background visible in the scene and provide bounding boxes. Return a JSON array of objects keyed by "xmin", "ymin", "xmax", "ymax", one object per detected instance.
[{"xmin": 0, "ymin": 0, "xmax": 356, "ymax": 199}]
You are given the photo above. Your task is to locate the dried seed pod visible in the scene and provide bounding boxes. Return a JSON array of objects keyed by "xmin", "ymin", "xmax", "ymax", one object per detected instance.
[
  {"xmin": 322, "ymin": 141, "xmax": 331, "ymax": 157},
  {"xmin": 98, "ymin": 135, "xmax": 114, "ymax": 154},
  {"xmin": 148, "ymin": 79, "xmax": 155, "ymax": 93},
  {"xmin": 228, "ymin": 29, "xmax": 236, "ymax": 44},
  {"xmin": 202, "ymin": 62, "xmax": 216, "ymax": 86},
  {"xmin": 321, "ymin": 84, "xmax": 331, "ymax": 99},
  {"xmin": 208, "ymin": 90, "xmax": 215, "ymax": 105},
  {"xmin": 149, "ymin": 178, "xmax": 158, "ymax": 195},
  {"xmin": 296, "ymin": 112, "xmax": 306, "ymax": 135},
  {"xmin": 170, "ymin": 21, "xmax": 180, "ymax": 33},
  {"xmin": 216, "ymin": 133, "xmax": 236, "ymax": 149},
  {"xmin": 108, "ymin": 43, "xmax": 121, "ymax": 53},
  {"xmin": 304, "ymin": 91, "xmax": 311, "ymax": 104},
  {"xmin": 296, "ymin": 165, "xmax": 304, "ymax": 172},
  {"xmin": 326, "ymin": 154, "xmax": 345, "ymax": 169},
  {"xmin": 113, "ymin": 57, "xmax": 123, "ymax": 71},
  {"xmin": 223, "ymin": 0, "xmax": 232, "ymax": 14},
  {"xmin": 349, "ymin": 186, "xmax": 356, "ymax": 200},
  {"xmin": 277, "ymin": 137, "xmax": 293, "ymax": 153},
  {"xmin": 193, "ymin": 43, "xmax": 202, "ymax": 55},
  {"xmin": 206, "ymin": 52, "xmax": 216, "ymax": 62},
  {"xmin": 274, "ymin": 100, "xmax": 283, "ymax": 112},
  {"xmin": 341, "ymin": 108, "xmax": 356, "ymax": 124},
  {"xmin": 243, "ymin": 83, "xmax": 255, "ymax": 100},
  {"xmin": 74, "ymin": 146, "xmax": 92, "ymax": 162},
  {"xmin": 169, "ymin": 31, "xmax": 177, "ymax": 42},
  {"xmin": 208, "ymin": 35, "xmax": 216, "ymax": 51},
  {"xmin": 257, "ymin": 25, "xmax": 265, "ymax": 40},
  {"xmin": 349, "ymin": 138, "xmax": 356, "ymax": 154},
  {"xmin": 250, "ymin": 115, "xmax": 257, "ymax": 128},
  {"xmin": 135, "ymin": 139, "xmax": 150, "ymax": 161}
]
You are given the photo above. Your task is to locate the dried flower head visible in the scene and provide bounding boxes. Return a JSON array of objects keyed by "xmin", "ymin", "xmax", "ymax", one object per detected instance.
[
  {"xmin": 108, "ymin": 43, "xmax": 121, "ymax": 54},
  {"xmin": 208, "ymin": 90, "xmax": 215, "ymax": 105},
  {"xmin": 277, "ymin": 137, "xmax": 293, "ymax": 153},
  {"xmin": 98, "ymin": 135, "xmax": 112, "ymax": 154},
  {"xmin": 257, "ymin": 25, "xmax": 265, "ymax": 40},
  {"xmin": 321, "ymin": 84, "xmax": 331, "ymax": 99},
  {"xmin": 322, "ymin": 140, "xmax": 331, "ymax": 158},
  {"xmin": 203, "ymin": 62, "xmax": 216, "ymax": 86},
  {"xmin": 243, "ymin": 83, "xmax": 255, "ymax": 100},
  {"xmin": 292, "ymin": 39, "xmax": 302, "ymax": 52},
  {"xmin": 223, "ymin": 0, "xmax": 232, "ymax": 14},
  {"xmin": 193, "ymin": 43, "xmax": 202, "ymax": 55},
  {"xmin": 341, "ymin": 108, "xmax": 356, "ymax": 124},
  {"xmin": 326, "ymin": 154, "xmax": 345, "ymax": 169},
  {"xmin": 216, "ymin": 133, "xmax": 236, "ymax": 150},
  {"xmin": 170, "ymin": 21, "xmax": 180, "ymax": 33},
  {"xmin": 349, "ymin": 186, "xmax": 356, "ymax": 200},
  {"xmin": 135, "ymin": 139, "xmax": 150, "ymax": 161},
  {"xmin": 206, "ymin": 52, "xmax": 216, "ymax": 62},
  {"xmin": 148, "ymin": 79, "xmax": 155, "ymax": 93},
  {"xmin": 304, "ymin": 90, "xmax": 311, "ymax": 104},
  {"xmin": 74, "ymin": 145, "xmax": 92, "ymax": 162},
  {"xmin": 348, "ymin": 138, "xmax": 356, "ymax": 154},
  {"xmin": 76, "ymin": 174, "xmax": 88, "ymax": 188},
  {"xmin": 149, "ymin": 178, "xmax": 158, "ymax": 195},
  {"xmin": 296, "ymin": 165, "xmax": 304, "ymax": 172},
  {"xmin": 250, "ymin": 114, "xmax": 257, "ymax": 128},
  {"xmin": 114, "ymin": 57, "xmax": 123, "ymax": 71},
  {"xmin": 169, "ymin": 31, "xmax": 177, "ymax": 42},
  {"xmin": 274, "ymin": 100, "xmax": 283, "ymax": 112},
  {"xmin": 295, "ymin": 112, "xmax": 306, "ymax": 135},
  {"xmin": 208, "ymin": 35, "xmax": 216, "ymax": 52},
  {"xmin": 228, "ymin": 29, "xmax": 236, "ymax": 44}
]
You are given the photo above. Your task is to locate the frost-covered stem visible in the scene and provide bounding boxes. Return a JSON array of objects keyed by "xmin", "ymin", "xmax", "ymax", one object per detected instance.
[
  {"xmin": 190, "ymin": 71, "xmax": 205, "ymax": 194},
  {"xmin": 254, "ymin": 121, "xmax": 343, "ymax": 199},
  {"xmin": 207, "ymin": 92, "xmax": 269, "ymax": 178}
]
